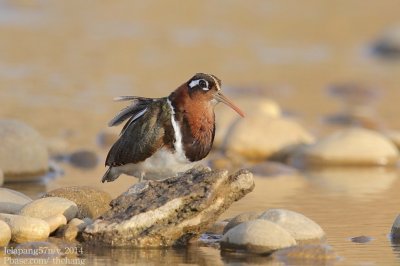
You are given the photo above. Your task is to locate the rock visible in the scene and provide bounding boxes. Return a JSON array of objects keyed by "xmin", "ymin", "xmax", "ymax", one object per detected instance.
[
  {"xmin": 14, "ymin": 241, "xmax": 60, "ymax": 258},
  {"xmin": 0, "ymin": 119, "xmax": 49, "ymax": 181},
  {"xmin": 0, "ymin": 168, "xmax": 3, "ymax": 186},
  {"xmin": 97, "ymin": 127, "xmax": 120, "ymax": 148},
  {"xmin": 272, "ymin": 244, "xmax": 337, "ymax": 264},
  {"xmin": 43, "ymin": 214, "xmax": 67, "ymax": 233},
  {"xmin": 0, "ymin": 220, "xmax": 11, "ymax": 246},
  {"xmin": 0, "ymin": 213, "xmax": 50, "ymax": 243},
  {"xmin": 214, "ymin": 97, "xmax": 281, "ymax": 148},
  {"xmin": 19, "ymin": 197, "xmax": 78, "ymax": 221},
  {"xmin": 69, "ymin": 150, "xmax": 99, "ymax": 169},
  {"xmin": 0, "ymin": 188, "xmax": 32, "ymax": 214},
  {"xmin": 224, "ymin": 116, "xmax": 314, "ymax": 161},
  {"xmin": 221, "ymin": 219, "xmax": 296, "ymax": 254},
  {"xmin": 351, "ymin": 235, "xmax": 373, "ymax": 243},
  {"xmin": 384, "ymin": 130, "xmax": 400, "ymax": 149},
  {"xmin": 223, "ymin": 211, "xmax": 260, "ymax": 235},
  {"xmin": 83, "ymin": 167, "xmax": 254, "ymax": 247},
  {"xmin": 56, "ymin": 218, "xmax": 92, "ymax": 241},
  {"xmin": 391, "ymin": 214, "xmax": 400, "ymax": 239},
  {"xmin": 290, "ymin": 128, "xmax": 399, "ymax": 167},
  {"xmin": 371, "ymin": 25, "xmax": 400, "ymax": 59},
  {"xmin": 259, "ymin": 209, "xmax": 325, "ymax": 242},
  {"xmin": 43, "ymin": 186, "xmax": 112, "ymax": 219}
]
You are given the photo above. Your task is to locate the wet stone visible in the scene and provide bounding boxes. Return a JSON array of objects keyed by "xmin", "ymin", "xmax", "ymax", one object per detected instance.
[
  {"xmin": 43, "ymin": 214, "xmax": 67, "ymax": 234},
  {"xmin": 0, "ymin": 188, "xmax": 32, "ymax": 214},
  {"xmin": 0, "ymin": 119, "xmax": 49, "ymax": 181},
  {"xmin": 290, "ymin": 128, "xmax": 399, "ymax": 167},
  {"xmin": 56, "ymin": 218, "xmax": 92, "ymax": 241},
  {"xmin": 0, "ymin": 213, "xmax": 50, "ymax": 243},
  {"xmin": 43, "ymin": 186, "xmax": 112, "ymax": 219},
  {"xmin": 69, "ymin": 150, "xmax": 99, "ymax": 169},
  {"xmin": 19, "ymin": 197, "xmax": 78, "ymax": 221},
  {"xmin": 259, "ymin": 209, "xmax": 325, "ymax": 242},
  {"xmin": 221, "ymin": 219, "xmax": 297, "ymax": 254},
  {"xmin": 223, "ymin": 211, "xmax": 260, "ymax": 235},
  {"xmin": 0, "ymin": 220, "xmax": 11, "ymax": 246},
  {"xmin": 83, "ymin": 167, "xmax": 254, "ymax": 247}
]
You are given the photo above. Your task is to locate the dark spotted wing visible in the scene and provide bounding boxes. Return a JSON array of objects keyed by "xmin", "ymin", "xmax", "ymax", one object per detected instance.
[{"xmin": 106, "ymin": 98, "xmax": 175, "ymax": 166}]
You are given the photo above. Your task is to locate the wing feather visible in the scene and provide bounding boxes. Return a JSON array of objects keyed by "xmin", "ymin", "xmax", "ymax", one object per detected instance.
[
  {"xmin": 108, "ymin": 97, "xmax": 154, "ymax": 127},
  {"xmin": 106, "ymin": 99, "xmax": 174, "ymax": 166}
]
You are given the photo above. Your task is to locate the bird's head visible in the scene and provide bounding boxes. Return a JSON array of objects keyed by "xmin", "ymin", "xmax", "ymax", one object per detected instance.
[{"xmin": 180, "ymin": 73, "xmax": 245, "ymax": 117}]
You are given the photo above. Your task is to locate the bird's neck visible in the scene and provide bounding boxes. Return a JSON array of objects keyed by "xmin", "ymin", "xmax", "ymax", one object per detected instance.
[{"xmin": 168, "ymin": 86, "xmax": 215, "ymax": 162}]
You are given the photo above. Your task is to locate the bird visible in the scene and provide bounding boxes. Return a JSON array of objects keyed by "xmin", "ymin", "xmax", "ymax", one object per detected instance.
[{"xmin": 101, "ymin": 73, "xmax": 244, "ymax": 183}]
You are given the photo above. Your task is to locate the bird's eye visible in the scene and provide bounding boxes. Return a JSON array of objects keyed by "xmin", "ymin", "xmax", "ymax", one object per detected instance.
[
  {"xmin": 189, "ymin": 78, "xmax": 209, "ymax": 90},
  {"xmin": 199, "ymin": 79, "xmax": 208, "ymax": 90}
]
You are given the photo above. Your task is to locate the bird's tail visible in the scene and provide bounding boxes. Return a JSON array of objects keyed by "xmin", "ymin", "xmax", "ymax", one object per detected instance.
[{"xmin": 101, "ymin": 167, "xmax": 120, "ymax": 183}]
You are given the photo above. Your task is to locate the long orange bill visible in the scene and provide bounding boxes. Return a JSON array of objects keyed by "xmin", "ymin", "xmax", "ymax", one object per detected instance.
[{"xmin": 214, "ymin": 92, "xmax": 245, "ymax": 117}]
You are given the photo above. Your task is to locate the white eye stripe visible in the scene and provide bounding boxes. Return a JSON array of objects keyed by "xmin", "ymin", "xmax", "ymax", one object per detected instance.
[{"xmin": 189, "ymin": 79, "xmax": 209, "ymax": 90}]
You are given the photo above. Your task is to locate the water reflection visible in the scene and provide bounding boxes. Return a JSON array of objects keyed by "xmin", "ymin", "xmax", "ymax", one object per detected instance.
[
  {"xmin": 305, "ymin": 167, "xmax": 398, "ymax": 200},
  {"xmin": 220, "ymin": 251, "xmax": 282, "ymax": 266},
  {"xmin": 83, "ymin": 245, "xmax": 224, "ymax": 266},
  {"xmin": 391, "ymin": 238, "xmax": 400, "ymax": 263},
  {"xmin": 229, "ymin": 174, "xmax": 307, "ymax": 213},
  {"xmin": 3, "ymin": 180, "xmax": 48, "ymax": 198}
]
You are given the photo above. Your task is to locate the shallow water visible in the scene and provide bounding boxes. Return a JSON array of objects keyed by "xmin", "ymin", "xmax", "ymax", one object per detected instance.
[{"xmin": 1, "ymin": 1, "xmax": 400, "ymax": 265}]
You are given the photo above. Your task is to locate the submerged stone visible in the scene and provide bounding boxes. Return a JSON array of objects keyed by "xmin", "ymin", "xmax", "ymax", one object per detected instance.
[
  {"xmin": 272, "ymin": 244, "xmax": 337, "ymax": 264},
  {"xmin": 83, "ymin": 167, "xmax": 254, "ymax": 247}
]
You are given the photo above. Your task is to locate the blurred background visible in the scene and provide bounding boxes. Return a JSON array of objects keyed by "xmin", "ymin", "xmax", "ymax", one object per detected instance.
[
  {"xmin": 1, "ymin": 0, "xmax": 400, "ymax": 141},
  {"xmin": 1, "ymin": 1, "xmax": 400, "ymax": 265}
]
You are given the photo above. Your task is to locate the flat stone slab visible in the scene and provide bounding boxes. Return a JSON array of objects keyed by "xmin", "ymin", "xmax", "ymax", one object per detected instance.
[{"xmin": 83, "ymin": 167, "xmax": 254, "ymax": 247}]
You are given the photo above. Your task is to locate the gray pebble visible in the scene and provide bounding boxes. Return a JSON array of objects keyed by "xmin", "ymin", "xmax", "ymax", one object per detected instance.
[{"xmin": 69, "ymin": 150, "xmax": 98, "ymax": 169}]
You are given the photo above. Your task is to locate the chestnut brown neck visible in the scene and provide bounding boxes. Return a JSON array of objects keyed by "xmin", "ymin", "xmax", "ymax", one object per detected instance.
[{"xmin": 168, "ymin": 85, "xmax": 215, "ymax": 162}]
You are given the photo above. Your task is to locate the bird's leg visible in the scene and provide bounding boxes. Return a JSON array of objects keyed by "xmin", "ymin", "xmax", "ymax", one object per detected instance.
[{"xmin": 139, "ymin": 171, "xmax": 145, "ymax": 182}]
